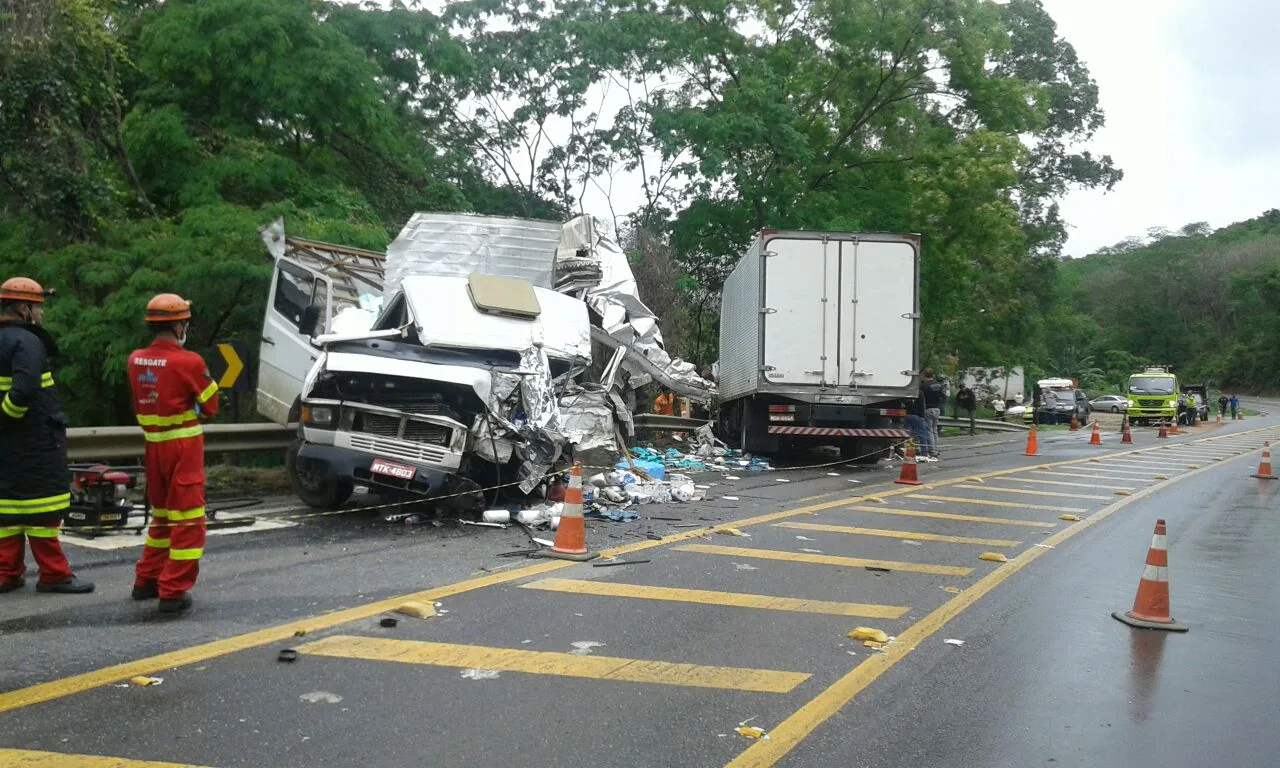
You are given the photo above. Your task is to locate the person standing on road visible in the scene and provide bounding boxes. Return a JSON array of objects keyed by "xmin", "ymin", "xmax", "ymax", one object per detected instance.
[
  {"xmin": 905, "ymin": 389, "xmax": 929, "ymax": 458},
  {"xmin": 956, "ymin": 386, "xmax": 977, "ymax": 436},
  {"xmin": 0, "ymin": 277, "xmax": 94, "ymax": 595},
  {"xmin": 921, "ymin": 369, "xmax": 945, "ymax": 461},
  {"xmin": 1218, "ymin": 394, "xmax": 1229, "ymax": 419},
  {"xmin": 1229, "ymin": 394, "xmax": 1239, "ymax": 420},
  {"xmin": 127, "ymin": 294, "xmax": 219, "ymax": 615}
]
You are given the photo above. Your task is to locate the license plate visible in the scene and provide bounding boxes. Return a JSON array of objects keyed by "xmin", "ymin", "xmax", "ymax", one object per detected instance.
[
  {"xmin": 99, "ymin": 513, "xmax": 122, "ymax": 522},
  {"xmin": 370, "ymin": 459, "xmax": 416, "ymax": 480},
  {"xmin": 769, "ymin": 413, "xmax": 796, "ymax": 422}
]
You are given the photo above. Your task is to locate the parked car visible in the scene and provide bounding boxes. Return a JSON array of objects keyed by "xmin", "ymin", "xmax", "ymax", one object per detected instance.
[
  {"xmin": 1090, "ymin": 394, "xmax": 1129, "ymax": 413},
  {"xmin": 1025, "ymin": 388, "xmax": 1092, "ymax": 425}
]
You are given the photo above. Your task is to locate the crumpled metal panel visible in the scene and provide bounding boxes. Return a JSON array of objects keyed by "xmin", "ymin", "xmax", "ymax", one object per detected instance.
[
  {"xmin": 384, "ymin": 213, "xmax": 563, "ymax": 297},
  {"xmin": 556, "ymin": 216, "xmax": 716, "ymax": 401},
  {"xmin": 559, "ymin": 387, "xmax": 616, "ymax": 454}
]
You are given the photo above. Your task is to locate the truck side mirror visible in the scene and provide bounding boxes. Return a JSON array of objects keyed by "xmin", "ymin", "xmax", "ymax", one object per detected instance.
[{"xmin": 298, "ymin": 305, "xmax": 322, "ymax": 337}]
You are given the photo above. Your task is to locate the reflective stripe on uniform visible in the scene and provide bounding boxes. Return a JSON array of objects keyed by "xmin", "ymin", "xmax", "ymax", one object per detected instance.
[
  {"xmin": 136, "ymin": 411, "xmax": 197, "ymax": 427},
  {"xmin": 149, "ymin": 508, "xmax": 169, "ymax": 519},
  {"xmin": 2, "ymin": 395, "xmax": 27, "ymax": 418},
  {"xmin": 23, "ymin": 526, "xmax": 60, "ymax": 538},
  {"xmin": 167, "ymin": 507, "xmax": 205, "ymax": 522},
  {"xmin": 142, "ymin": 425, "xmax": 203, "ymax": 442},
  {"xmin": 197, "ymin": 382, "xmax": 219, "ymax": 404},
  {"xmin": 0, "ymin": 527, "xmax": 23, "ymax": 539},
  {"xmin": 0, "ymin": 372, "xmax": 54, "ymax": 391},
  {"xmin": 170, "ymin": 547, "xmax": 203, "ymax": 561},
  {"xmin": 144, "ymin": 537, "xmax": 171, "ymax": 549},
  {"xmin": 0, "ymin": 493, "xmax": 71, "ymax": 514}
]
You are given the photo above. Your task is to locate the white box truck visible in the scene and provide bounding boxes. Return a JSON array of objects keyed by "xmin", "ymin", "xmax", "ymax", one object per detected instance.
[{"xmin": 716, "ymin": 230, "xmax": 920, "ymax": 461}]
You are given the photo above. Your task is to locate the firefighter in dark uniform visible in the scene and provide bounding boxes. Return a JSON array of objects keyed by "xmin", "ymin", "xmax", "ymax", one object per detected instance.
[{"xmin": 0, "ymin": 277, "xmax": 94, "ymax": 594}]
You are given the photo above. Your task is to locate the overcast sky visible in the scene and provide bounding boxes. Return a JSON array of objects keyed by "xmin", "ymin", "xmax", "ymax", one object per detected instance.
[{"xmin": 1040, "ymin": 0, "xmax": 1279, "ymax": 256}]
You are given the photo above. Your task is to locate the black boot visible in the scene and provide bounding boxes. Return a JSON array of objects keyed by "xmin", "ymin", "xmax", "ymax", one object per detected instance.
[
  {"xmin": 0, "ymin": 577, "xmax": 25, "ymax": 593},
  {"xmin": 158, "ymin": 593, "xmax": 193, "ymax": 614},
  {"xmin": 36, "ymin": 577, "xmax": 95, "ymax": 594},
  {"xmin": 132, "ymin": 583, "xmax": 159, "ymax": 600}
]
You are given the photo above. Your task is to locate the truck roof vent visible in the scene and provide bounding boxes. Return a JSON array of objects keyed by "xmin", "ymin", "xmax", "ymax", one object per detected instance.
[{"xmin": 467, "ymin": 273, "xmax": 541, "ymax": 319}]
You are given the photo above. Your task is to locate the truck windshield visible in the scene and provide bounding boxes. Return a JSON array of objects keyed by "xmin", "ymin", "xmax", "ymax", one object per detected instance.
[{"xmin": 1128, "ymin": 377, "xmax": 1175, "ymax": 395}]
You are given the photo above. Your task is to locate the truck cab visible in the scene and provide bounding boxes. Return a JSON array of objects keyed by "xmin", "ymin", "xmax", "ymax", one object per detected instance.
[{"xmin": 1126, "ymin": 367, "xmax": 1179, "ymax": 425}]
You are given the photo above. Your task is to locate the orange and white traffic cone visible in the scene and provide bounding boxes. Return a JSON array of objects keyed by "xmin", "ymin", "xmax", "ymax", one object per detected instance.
[
  {"xmin": 1024, "ymin": 426, "xmax": 1038, "ymax": 456},
  {"xmin": 1253, "ymin": 442, "xmax": 1277, "ymax": 480},
  {"xmin": 535, "ymin": 462, "xmax": 598, "ymax": 561},
  {"xmin": 895, "ymin": 443, "xmax": 924, "ymax": 486},
  {"xmin": 1121, "ymin": 416, "xmax": 1133, "ymax": 445},
  {"xmin": 1169, "ymin": 417, "xmax": 1180, "ymax": 435},
  {"xmin": 1157, "ymin": 422, "xmax": 1168, "ymax": 439},
  {"xmin": 1112, "ymin": 519, "xmax": 1188, "ymax": 632},
  {"xmin": 1089, "ymin": 420, "xmax": 1102, "ymax": 446}
]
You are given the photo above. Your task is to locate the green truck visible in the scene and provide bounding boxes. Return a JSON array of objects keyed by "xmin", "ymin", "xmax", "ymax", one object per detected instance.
[{"xmin": 1126, "ymin": 367, "xmax": 1179, "ymax": 425}]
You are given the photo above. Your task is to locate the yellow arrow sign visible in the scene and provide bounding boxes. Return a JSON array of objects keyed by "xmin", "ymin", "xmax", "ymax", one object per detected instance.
[{"xmin": 216, "ymin": 342, "xmax": 244, "ymax": 389}]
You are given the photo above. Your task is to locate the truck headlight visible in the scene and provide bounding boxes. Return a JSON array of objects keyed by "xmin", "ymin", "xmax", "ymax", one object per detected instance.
[
  {"xmin": 1127, "ymin": 399, "xmax": 1136, "ymax": 408},
  {"xmin": 1166, "ymin": 399, "xmax": 1178, "ymax": 408},
  {"xmin": 302, "ymin": 404, "xmax": 336, "ymax": 427}
]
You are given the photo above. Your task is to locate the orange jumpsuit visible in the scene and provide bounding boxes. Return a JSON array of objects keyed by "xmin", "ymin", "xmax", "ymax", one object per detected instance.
[{"xmin": 127, "ymin": 339, "xmax": 219, "ymax": 599}]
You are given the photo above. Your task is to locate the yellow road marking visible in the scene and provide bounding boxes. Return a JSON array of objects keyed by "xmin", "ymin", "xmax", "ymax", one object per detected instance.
[
  {"xmin": 952, "ymin": 484, "xmax": 1110, "ymax": 500},
  {"xmin": 296, "ymin": 635, "xmax": 810, "ymax": 694},
  {"xmin": 847, "ymin": 505, "xmax": 1057, "ymax": 528},
  {"xmin": 0, "ymin": 751, "xmax": 210, "ymax": 768},
  {"xmin": 999, "ymin": 476, "xmax": 1133, "ymax": 490},
  {"xmin": 723, "ymin": 441, "xmax": 1262, "ymax": 768},
  {"xmin": 521, "ymin": 577, "xmax": 909, "ymax": 619},
  {"xmin": 907, "ymin": 494, "xmax": 1088, "ymax": 514},
  {"xmin": 774, "ymin": 521, "xmax": 1021, "ymax": 548},
  {"xmin": 675, "ymin": 543, "xmax": 974, "ymax": 576}
]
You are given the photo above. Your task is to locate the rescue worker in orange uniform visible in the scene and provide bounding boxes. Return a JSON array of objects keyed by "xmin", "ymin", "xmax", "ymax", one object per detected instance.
[
  {"xmin": 127, "ymin": 294, "xmax": 219, "ymax": 614},
  {"xmin": 0, "ymin": 277, "xmax": 94, "ymax": 594}
]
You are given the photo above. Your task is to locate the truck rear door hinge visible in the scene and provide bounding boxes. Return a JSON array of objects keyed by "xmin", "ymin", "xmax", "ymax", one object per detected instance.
[
  {"xmin": 760, "ymin": 365, "xmax": 776, "ymax": 372},
  {"xmin": 901, "ymin": 312, "xmax": 921, "ymax": 320},
  {"xmin": 763, "ymin": 250, "xmax": 779, "ymax": 258},
  {"xmin": 901, "ymin": 369, "xmax": 918, "ymax": 376},
  {"xmin": 760, "ymin": 307, "xmax": 777, "ymax": 315}
]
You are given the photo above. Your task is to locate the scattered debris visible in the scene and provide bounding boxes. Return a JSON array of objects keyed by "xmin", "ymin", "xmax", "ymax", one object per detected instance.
[
  {"xmin": 293, "ymin": 629, "xmax": 307, "ymax": 637},
  {"xmin": 865, "ymin": 566, "xmax": 892, "ymax": 573},
  {"xmin": 863, "ymin": 496, "xmax": 888, "ymax": 504},
  {"xmin": 736, "ymin": 726, "xmax": 769, "ymax": 740},
  {"xmin": 395, "ymin": 602, "xmax": 437, "ymax": 619},
  {"xmin": 979, "ymin": 552, "xmax": 1009, "ymax": 563},
  {"xmin": 733, "ymin": 563, "xmax": 759, "ymax": 571},
  {"xmin": 277, "ymin": 650, "xmax": 298, "ymax": 663},
  {"xmin": 944, "ymin": 639, "xmax": 966, "ymax": 647},
  {"xmin": 130, "ymin": 676, "xmax": 163, "ymax": 687},
  {"xmin": 827, "ymin": 472, "xmax": 841, "ymax": 477},
  {"xmin": 459, "ymin": 669, "xmax": 500, "ymax": 681},
  {"xmin": 1114, "ymin": 490, "xmax": 1132, "ymax": 496},
  {"xmin": 380, "ymin": 617, "xmax": 399, "ymax": 628},
  {"xmin": 776, "ymin": 478, "xmax": 790, "ymax": 483},
  {"xmin": 941, "ymin": 586, "xmax": 963, "ymax": 594},
  {"xmin": 863, "ymin": 640, "xmax": 885, "ymax": 649},
  {"xmin": 299, "ymin": 691, "xmax": 343, "ymax": 704},
  {"xmin": 592, "ymin": 558, "xmax": 651, "ymax": 567},
  {"xmin": 1058, "ymin": 514, "xmax": 1082, "ymax": 522},
  {"xmin": 723, "ymin": 496, "xmax": 741, "ymax": 501},
  {"xmin": 725, "ymin": 476, "xmax": 741, "ymax": 481},
  {"xmin": 794, "ymin": 535, "xmax": 816, "ymax": 541},
  {"xmin": 848, "ymin": 627, "xmax": 889, "ymax": 643},
  {"xmin": 717, "ymin": 527, "xmax": 749, "ymax": 537},
  {"xmin": 569, "ymin": 641, "xmax": 605, "ymax": 655},
  {"xmin": 900, "ymin": 539, "xmax": 923, "ymax": 546},
  {"xmin": 461, "ymin": 520, "xmax": 508, "ymax": 529},
  {"xmin": 800, "ymin": 548, "xmax": 823, "ymax": 554},
  {"xmin": 1034, "ymin": 543, "xmax": 1055, "ymax": 549}
]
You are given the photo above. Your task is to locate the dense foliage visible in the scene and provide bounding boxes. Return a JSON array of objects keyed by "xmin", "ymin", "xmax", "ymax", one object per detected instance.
[{"xmin": 8, "ymin": 0, "xmax": 1261, "ymax": 427}]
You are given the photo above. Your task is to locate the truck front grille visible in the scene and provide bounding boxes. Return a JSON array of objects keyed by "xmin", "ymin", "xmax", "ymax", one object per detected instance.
[
  {"xmin": 403, "ymin": 421, "xmax": 450, "ymax": 446},
  {"xmin": 353, "ymin": 413, "xmax": 401, "ymax": 437}
]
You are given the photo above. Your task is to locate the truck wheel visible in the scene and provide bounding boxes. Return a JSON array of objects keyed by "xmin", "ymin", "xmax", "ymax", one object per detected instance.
[{"xmin": 286, "ymin": 438, "xmax": 354, "ymax": 510}]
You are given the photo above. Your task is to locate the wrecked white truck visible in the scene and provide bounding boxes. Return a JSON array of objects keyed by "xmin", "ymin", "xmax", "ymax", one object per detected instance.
[{"xmin": 255, "ymin": 214, "xmax": 713, "ymax": 510}]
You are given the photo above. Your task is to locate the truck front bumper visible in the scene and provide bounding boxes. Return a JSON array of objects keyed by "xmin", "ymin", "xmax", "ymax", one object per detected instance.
[{"xmin": 295, "ymin": 442, "xmax": 482, "ymax": 508}]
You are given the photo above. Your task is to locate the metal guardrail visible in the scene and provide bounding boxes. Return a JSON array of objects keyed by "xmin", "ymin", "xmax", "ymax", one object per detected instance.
[
  {"xmin": 938, "ymin": 416, "xmax": 1029, "ymax": 433},
  {"xmin": 67, "ymin": 423, "xmax": 295, "ymax": 461}
]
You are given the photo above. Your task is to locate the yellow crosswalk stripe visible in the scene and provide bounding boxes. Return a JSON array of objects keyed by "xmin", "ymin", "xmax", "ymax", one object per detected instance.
[
  {"xmin": 774, "ymin": 521, "xmax": 1021, "ymax": 548},
  {"xmin": 0, "ymin": 750, "xmax": 211, "ymax": 767},
  {"xmin": 521, "ymin": 577, "xmax": 909, "ymax": 619},
  {"xmin": 907, "ymin": 494, "xmax": 1088, "ymax": 514},
  {"xmin": 674, "ymin": 543, "xmax": 974, "ymax": 576},
  {"xmin": 846, "ymin": 505, "xmax": 1056, "ymax": 528},
  {"xmin": 1000, "ymin": 476, "xmax": 1134, "ymax": 491},
  {"xmin": 296, "ymin": 635, "xmax": 810, "ymax": 693},
  {"xmin": 952, "ymin": 484, "xmax": 1110, "ymax": 501}
]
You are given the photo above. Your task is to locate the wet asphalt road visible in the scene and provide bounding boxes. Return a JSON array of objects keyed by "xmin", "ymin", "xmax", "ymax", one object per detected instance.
[{"xmin": 1, "ymin": 412, "xmax": 1278, "ymax": 768}]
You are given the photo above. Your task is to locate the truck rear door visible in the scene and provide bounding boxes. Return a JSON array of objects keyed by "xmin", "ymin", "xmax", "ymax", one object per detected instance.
[
  {"xmin": 761, "ymin": 238, "xmax": 839, "ymax": 386},
  {"xmin": 837, "ymin": 237, "xmax": 916, "ymax": 389}
]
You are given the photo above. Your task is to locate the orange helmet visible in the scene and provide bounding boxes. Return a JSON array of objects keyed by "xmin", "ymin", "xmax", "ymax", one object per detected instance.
[
  {"xmin": 145, "ymin": 293, "xmax": 192, "ymax": 323},
  {"xmin": 0, "ymin": 277, "xmax": 47, "ymax": 304}
]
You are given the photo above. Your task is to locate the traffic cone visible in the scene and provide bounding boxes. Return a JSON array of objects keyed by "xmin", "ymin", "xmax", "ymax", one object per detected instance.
[
  {"xmin": 1024, "ymin": 426, "xmax": 1038, "ymax": 456},
  {"xmin": 1070, "ymin": 411, "xmax": 1079, "ymax": 431},
  {"xmin": 1121, "ymin": 416, "xmax": 1133, "ymax": 444},
  {"xmin": 1112, "ymin": 519, "xmax": 1188, "ymax": 632},
  {"xmin": 1253, "ymin": 442, "xmax": 1277, "ymax": 480},
  {"xmin": 894, "ymin": 443, "xmax": 924, "ymax": 486},
  {"xmin": 535, "ymin": 463, "xmax": 598, "ymax": 561},
  {"xmin": 1169, "ymin": 417, "xmax": 1180, "ymax": 435},
  {"xmin": 1157, "ymin": 422, "xmax": 1168, "ymax": 439},
  {"xmin": 1089, "ymin": 420, "xmax": 1102, "ymax": 446}
]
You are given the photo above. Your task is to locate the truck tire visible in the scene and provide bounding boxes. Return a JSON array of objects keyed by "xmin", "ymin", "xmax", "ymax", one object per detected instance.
[{"xmin": 285, "ymin": 438, "xmax": 354, "ymax": 510}]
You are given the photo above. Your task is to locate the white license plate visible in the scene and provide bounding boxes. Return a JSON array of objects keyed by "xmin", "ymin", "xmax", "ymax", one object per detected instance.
[
  {"xmin": 370, "ymin": 459, "xmax": 417, "ymax": 480},
  {"xmin": 99, "ymin": 513, "xmax": 122, "ymax": 522},
  {"xmin": 769, "ymin": 413, "xmax": 796, "ymax": 422}
]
